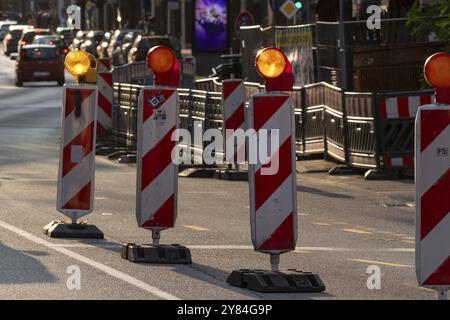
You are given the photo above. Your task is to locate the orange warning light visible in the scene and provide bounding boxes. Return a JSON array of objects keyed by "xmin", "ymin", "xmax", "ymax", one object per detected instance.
[
  {"xmin": 424, "ymin": 53, "xmax": 450, "ymax": 89},
  {"xmin": 147, "ymin": 46, "xmax": 176, "ymax": 74},
  {"xmin": 256, "ymin": 48, "xmax": 287, "ymax": 79}
]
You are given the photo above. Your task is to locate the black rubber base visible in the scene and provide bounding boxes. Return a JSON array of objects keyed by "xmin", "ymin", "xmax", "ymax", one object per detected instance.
[
  {"xmin": 214, "ymin": 170, "xmax": 248, "ymax": 181},
  {"xmin": 329, "ymin": 165, "xmax": 364, "ymax": 176},
  {"xmin": 43, "ymin": 221, "xmax": 104, "ymax": 239},
  {"xmin": 121, "ymin": 243, "xmax": 192, "ymax": 264},
  {"xmin": 118, "ymin": 154, "xmax": 137, "ymax": 164},
  {"xmin": 96, "ymin": 146, "xmax": 129, "ymax": 156},
  {"xmin": 364, "ymin": 169, "xmax": 400, "ymax": 180},
  {"xmin": 227, "ymin": 269, "xmax": 326, "ymax": 293},
  {"xmin": 178, "ymin": 167, "xmax": 217, "ymax": 178}
]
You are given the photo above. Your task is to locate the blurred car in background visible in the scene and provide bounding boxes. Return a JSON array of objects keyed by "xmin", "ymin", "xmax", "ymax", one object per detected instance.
[
  {"xmin": 80, "ymin": 30, "xmax": 104, "ymax": 56},
  {"xmin": 1, "ymin": 12, "xmax": 22, "ymax": 21},
  {"xmin": 15, "ymin": 44, "xmax": 65, "ymax": 87},
  {"xmin": 33, "ymin": 35, "xmax": 69, "ymax": 58},
  {"xmin": 56, "ymin": 27, "xmax": 76, "ymax": 46},
  {"xmin": 113, "ymin": 32, "xmax": 139, "ymax": 66},
  {"xmin": 70, "ymin": 30, "xmax": 88, "ymax": 51},
  {"xmin": 128, "ymin": 35, "xmax": 171, "ymax": 64},
  {"xmin": 3, "ymin": 25, "xmax": 33, "ymax": 56},
  {"xmin": 0, "ymin": 20, "xmax": 18, "ymax": 40},
  {"xmin": 96, "ymin": 31, "xmax": 112, "ymax": 59},
  {"xmin": 107, "ymin": 29, "xmax": 143, "ymax": 64},
  {"xmin": 18, "ymin": 29, "xmax": 52, "ymax": 54}
]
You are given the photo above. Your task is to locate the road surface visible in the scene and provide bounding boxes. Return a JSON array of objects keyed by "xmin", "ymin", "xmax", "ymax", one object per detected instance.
[{"xmin": 0, "ymin": 50, "xmax": 434, "ymax": 300}]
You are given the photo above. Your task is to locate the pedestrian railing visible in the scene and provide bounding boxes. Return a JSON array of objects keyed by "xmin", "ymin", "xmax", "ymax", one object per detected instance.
[{"xmin": 111, "ymin": 75, "xmax": 434, "ymax": 176}]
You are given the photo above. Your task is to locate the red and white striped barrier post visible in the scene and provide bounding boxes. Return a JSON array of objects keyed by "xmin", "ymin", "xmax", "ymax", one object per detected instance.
[
  {"xmin": 227, "ymin": 48, "xmax": 325, "ymax": 293},
  {"xmin": 416, "ymin": 53, "xmax": 450, "ymax": 300},
  {"xmin": 217, "ymin": 79, "xmax": 247, "ymax": 180},
  {"xmin": 96, "ymin": 58, "xmax": 113, "ymax": 135},
  {"xmin": 121, "ymin": 46, "xmax": 191, "ymax": 264},
  {"xmin": 44, "ymin": 51, "xmax": 103, "ymax": 239}
]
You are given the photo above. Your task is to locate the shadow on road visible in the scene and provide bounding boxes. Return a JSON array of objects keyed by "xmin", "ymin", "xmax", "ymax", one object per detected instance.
[
  {"xmin": 59, "ymin": 239, "xmax": 335, "ymax": 300},
  {"xmin": 0, "ymin": 242, "xmax": 57, "ymax": 284},
  {"xmin": 153, "ymin": 262, "xmax": 334, "ymax": 300},
  {"xmin": 297, "ymin": 185, "xmax": 353, "ymax": 200}
]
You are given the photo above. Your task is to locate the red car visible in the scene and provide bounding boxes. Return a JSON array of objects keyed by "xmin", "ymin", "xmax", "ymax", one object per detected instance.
[{"xmin": 15, "ymin": 45, "xmax": 65, "ymax": 87}]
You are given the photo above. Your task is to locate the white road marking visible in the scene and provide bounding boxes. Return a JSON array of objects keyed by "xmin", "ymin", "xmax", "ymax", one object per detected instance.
[{"xmin": 0, "ymin": 219, "xmax": 179, "ymax": 300}]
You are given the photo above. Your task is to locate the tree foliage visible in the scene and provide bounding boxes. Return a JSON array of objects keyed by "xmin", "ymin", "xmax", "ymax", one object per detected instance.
[{"xmin": 406, "ymin": 0, "xmax": 450, "ymax": 49}]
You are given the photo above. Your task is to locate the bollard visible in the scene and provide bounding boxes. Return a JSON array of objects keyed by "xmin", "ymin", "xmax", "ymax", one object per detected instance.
[
  {"xmin": 415, "ymin": 52, "xmax": 450, "ymax": 300},
  {"xmin": 121, "ymin": 46, "xmax": 191, "ymax": 264},
  {"xmin": 215, "ymin": 79, "xmax": 248, "ymax": 181},
  {"xmin": 44, "ymin": 50, "xmax": 103, "ymax": 239},
  {"xmin": 227, "ymin": 48, "xmax": 325, "ymax": 293},
  {"xmin": 96, "ymin": 58, "xmax": 113, "ymax": 135}
]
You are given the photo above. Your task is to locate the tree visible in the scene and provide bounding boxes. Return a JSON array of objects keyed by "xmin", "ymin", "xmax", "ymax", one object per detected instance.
[{"xmin": 406, "ymin": 0, "xmax": 450, "ymax": 50}]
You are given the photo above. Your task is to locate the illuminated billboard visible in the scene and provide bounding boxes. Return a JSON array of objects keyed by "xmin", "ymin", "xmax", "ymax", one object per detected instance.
[{"xmin": 194, "ymin": 0, "xmax": 228, "ymax": 52}]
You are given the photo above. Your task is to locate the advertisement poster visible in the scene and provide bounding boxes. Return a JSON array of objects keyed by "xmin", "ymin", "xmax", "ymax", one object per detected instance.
[
  {"xmin": 194, "ymin": 0, "xmax": 228, "ymax": 52},
  {"xmin": 275, "ymin": 25, "xmax": 315, "ymax": 86}
]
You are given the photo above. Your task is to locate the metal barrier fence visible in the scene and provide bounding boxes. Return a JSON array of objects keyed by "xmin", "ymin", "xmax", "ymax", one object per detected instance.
[
  {"xmin": 112, "ymin": 62, "xmax": 154, "ymax": 85},
  {"xmin": 111, "ymin": 76, "xmax": 435, "ymax": 175}
]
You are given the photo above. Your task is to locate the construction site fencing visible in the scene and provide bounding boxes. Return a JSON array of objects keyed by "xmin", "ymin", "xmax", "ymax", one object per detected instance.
[{"xmin": 111, "ymin": 76, "xmax": 435, "ymax": 175}]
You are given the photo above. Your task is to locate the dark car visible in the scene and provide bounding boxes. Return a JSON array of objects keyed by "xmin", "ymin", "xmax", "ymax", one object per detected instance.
[
  {"xmin": 15, "ymin": 45, "xmax": 65, "ymax": 87},
  {"xmin": 128, "ymin": 35, "xmax": 171, "ymax": 64},
  {"xmin": 107, "ymin": 29, "xmax": 143, "ymax": 62},
  {"xmin": 96, "ymin": 32, "xmax": 112, "ymax": 59},
  {"xmin": 80, "ymin": 30, "xmax": 105, "ymax": 57},
  {"xmin": 33, "ymin": 35, "xmax": 69, "ymax": 57},
  {"xmin": 0, "ymin": 20, "xmax": 17, "ymax": 40},
  {"xmin": 56, "ymin": 27, "xmax": 77, "ymax": 47},
  {"xmin": 3, "ymin": 25, "xmax": 33, "ymax": 56},
  {"xmin": 18, "ymin": 29, "xmax": 51, "ymax": 54}
]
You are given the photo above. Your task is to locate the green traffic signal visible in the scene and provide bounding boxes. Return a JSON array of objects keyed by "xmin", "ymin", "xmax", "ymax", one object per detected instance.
[{"xmin": 295, "ymin": 1, "xmax": 302, "ymax": 9}]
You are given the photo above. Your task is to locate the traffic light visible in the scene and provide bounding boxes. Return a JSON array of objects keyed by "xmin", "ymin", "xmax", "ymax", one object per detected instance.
[{"xmin": 294, "ymin": 1, "xmax": 303, "ymax": 10}]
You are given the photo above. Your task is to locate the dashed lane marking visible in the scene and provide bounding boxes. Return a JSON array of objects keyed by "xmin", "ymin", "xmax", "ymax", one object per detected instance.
[
  {"xmin": 342, "ymin": 228, "xmax": 372, "ymax": 235},
  {"xmin": 312, "ymin": 222, "xmax": 332, "ymax": 226},
  {"xmin": 0, "ymin": 219, "xmax": 180, "ymax": 300},
  {"xmin": 350, "ymin": 259, "xmax": 414, "ymax": 268},
  {"xmin": 403, "ymin": 283, "xmax": 435, "ymax": 292},
  {"xmin": 183, "ymin": 225, "xmax": 210, "ymax": 232}
]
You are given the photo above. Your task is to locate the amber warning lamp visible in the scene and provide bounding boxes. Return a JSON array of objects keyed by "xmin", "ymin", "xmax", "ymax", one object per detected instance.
[
  {"xmin": 147, "ymin": 46, "xmax": 180, "ymax": 87},
  {"xmin": 424, "ymin": 52, "xmax": 450, "ymax": 104},
  {"xmin": 65, "ymin": 50, "xmax": 98, "ymax": 84},
  {"xmin": 256, "ymin": 48, "xmax": 294, "ymax": 92}
]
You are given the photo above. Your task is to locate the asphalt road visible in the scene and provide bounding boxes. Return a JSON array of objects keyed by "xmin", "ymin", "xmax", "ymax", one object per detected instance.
[{"xmin": 0, "ymin": 49, "xmax": 435, "ymax": 300}]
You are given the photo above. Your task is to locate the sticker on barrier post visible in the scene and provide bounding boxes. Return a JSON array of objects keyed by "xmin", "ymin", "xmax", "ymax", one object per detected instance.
[
  {"xmin": 227, "ymin": 48, "xmax": 325, "ymax": 293},
  {"xmin": 416, "ymin": 52, "xmax": 450, "ymax": 300},
  {"xmin": 121, "ymin": 46, "xmax": 192, "ymax": 264},
  {"xmin": 44, "ymin": 50, "xmax": 103, "ymax": 239}
]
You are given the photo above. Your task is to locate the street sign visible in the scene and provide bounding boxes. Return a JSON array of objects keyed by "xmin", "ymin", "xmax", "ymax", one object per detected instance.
[
  {"xmin": 248, "ymin": 92, "xmax": 298, "ymax": 255},
  {"xmin": 56, "ymin": 85, "xmax": 97, "ymax": 220},
  {"xmin": 235, "ymin": 11, "xmax": 254, "ymax": 40},
  {"xmin": 222, "ymin": 80, "xmax": 245, "ymax": 165},
  {"xmin": 96, "ymin": 59, "xmax": 113, "ymax": 135},
  {"xmin": 122, "ymin": 46, "xmax": 191, "ymax": 264},
  {"xmin": 280, "ymin": 0, "xmax": 299, "ymax": 20},
  {"xmin": 227, "ymin": 48, "xmax": 324, "ymax": 293},
  {"xmin": 416, "ymin": 52, "xmax": 450, "ymax": 300},
  {"xmin": 136, "ymin": 87, "xmax": 179, "ymax": 230},
  {"xmin": 44, "ymin": 50, "xmax": 104, "ymax": 239}
]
